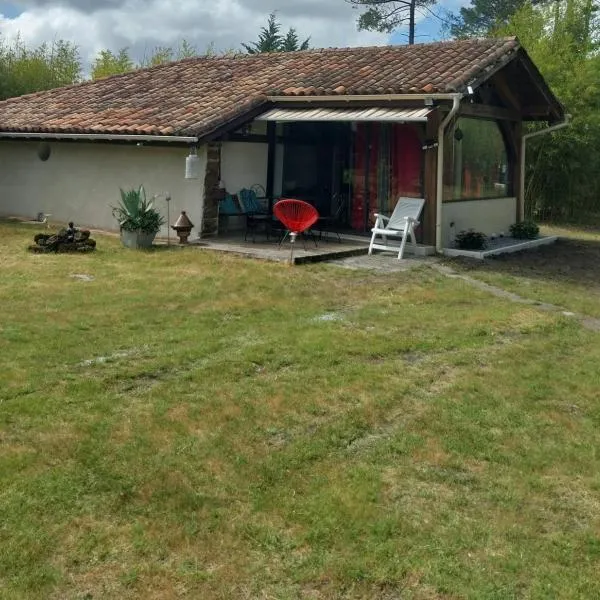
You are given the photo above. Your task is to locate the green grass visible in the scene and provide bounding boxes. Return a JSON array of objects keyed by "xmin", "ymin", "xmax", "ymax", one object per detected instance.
[
  {"xmin": 1, "ymin": 220, "xmax": 599, "ymax": 599},
  {"xmin": 442, "ymin": 225, "xmax": 600, "ymax": 319}
]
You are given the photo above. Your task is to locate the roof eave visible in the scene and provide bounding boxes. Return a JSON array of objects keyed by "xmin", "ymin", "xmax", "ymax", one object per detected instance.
[{"xmin": 0, "ymin": 131, "xmax": 198, "ymax": 143}]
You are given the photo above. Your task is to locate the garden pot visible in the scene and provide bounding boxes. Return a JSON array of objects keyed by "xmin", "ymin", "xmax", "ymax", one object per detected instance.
[{"xmin": 120, "ymin": 229, "xmax": 157, "ymax": 249}]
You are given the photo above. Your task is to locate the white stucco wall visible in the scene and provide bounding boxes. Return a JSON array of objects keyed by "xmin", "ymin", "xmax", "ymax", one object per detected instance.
[
  {"xmin": 0, "ymin": 141, "xmax": 206, "ymax": 237},
  {"xmin": 220, "ymin": 141, "xmax": 284, "ymax": 196},
  {"xmin": 442, "ymin": 197, "xmax": 517, "ymax": 247},
  {"xmin": 221, "ymin": 142, "xmax": 268, "ymax": 194}
]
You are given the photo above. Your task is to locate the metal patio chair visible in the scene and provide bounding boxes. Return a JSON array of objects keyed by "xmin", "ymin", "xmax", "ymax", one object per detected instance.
[{"xmin": 273, "ymin": 199, "xmax": 320, "ymax": 262}]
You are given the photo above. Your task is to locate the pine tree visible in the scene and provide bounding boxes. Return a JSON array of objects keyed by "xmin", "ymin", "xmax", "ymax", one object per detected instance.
[{"xmin": 243, "ymin": 13, "xmax": 310, "ymax": 54}]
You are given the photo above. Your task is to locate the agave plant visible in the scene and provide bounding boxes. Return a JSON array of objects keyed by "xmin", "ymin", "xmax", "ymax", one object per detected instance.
[{"xmin": 112, "ymin": 185, "xmax": 165, "ymax": 234}]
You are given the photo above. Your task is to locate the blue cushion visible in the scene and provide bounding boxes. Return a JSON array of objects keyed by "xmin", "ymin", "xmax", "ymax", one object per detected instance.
[
  {"xmin": 220, "ymin": 194, "xmax": 241, "ymax": 216},
  {"xmin": 239, "ymin": 188, "xmax": 266, "ymax": 214}
]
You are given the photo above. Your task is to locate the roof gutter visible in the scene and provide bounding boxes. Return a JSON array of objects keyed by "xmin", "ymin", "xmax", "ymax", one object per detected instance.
[
  {"xmin": 436, "ymin": 93, "xmax": 463, "ymax": 253},
  {"xmin": 267, "ymin": 93, "xmax": 462, "ymax": 103},
  {"xmin": 0, "ymin": 132, "xmax": 199, "ymax": 144},
  {"xmin": 519, "ymin": 115, "xmax": 571, "ymax": 221}
]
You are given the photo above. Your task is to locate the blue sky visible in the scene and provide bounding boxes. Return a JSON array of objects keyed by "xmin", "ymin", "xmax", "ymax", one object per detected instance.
[{"xmin": 0, "ymin": 2, "xmax": 20, "ymax": 19}]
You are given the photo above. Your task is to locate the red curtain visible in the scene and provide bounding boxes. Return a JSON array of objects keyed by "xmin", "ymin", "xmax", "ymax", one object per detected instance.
[
  {"xmin": 391, "ymin": 124, "xmax": 422, "ymax": 199},
  {"xmin": 351, "ymin": 123, "xmax": 423, "ymax": 232}
]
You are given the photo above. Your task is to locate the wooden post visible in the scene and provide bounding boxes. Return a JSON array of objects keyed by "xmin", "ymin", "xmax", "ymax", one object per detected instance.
[
  {"xmin": 513, "ymin": 121, "xmax": 524, "ymax": 222},
  {"xmin": 422, "ymin": 109, "xmax": 440, "ymax": 246},
  {"xmin": 499, "ymin": 119, "xmax": 523, "ymax": 223},
  {"xmin": 266, "ymin": 121, "xmax": 276, "ymax": 213}
]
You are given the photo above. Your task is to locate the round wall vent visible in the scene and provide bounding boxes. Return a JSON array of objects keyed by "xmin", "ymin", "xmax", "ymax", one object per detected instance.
[{"xmin": 37, "ymin": 143, "xmax": 51, "ymax": 161}]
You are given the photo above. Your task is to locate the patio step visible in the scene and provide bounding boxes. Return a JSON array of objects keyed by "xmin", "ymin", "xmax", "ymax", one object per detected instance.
[{"xmin": 293, "ymin": 245, "xmax": 369, "ymax": 265}]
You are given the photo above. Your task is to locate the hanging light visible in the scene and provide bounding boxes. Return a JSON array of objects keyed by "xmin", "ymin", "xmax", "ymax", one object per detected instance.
[{"xmin": 185, "ymin": 146, "xmax": 201, "ymax": 180}]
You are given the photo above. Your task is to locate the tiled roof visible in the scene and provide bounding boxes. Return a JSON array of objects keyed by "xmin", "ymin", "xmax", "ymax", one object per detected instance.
[{"xmin": 0, "ymin": 38, "xmax": 521, "ymax": 139}]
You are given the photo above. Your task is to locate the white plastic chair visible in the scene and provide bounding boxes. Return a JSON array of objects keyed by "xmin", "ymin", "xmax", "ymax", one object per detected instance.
[{"xmin": 368, "ymin": 197, "xmax": 425, "ymax": 260}]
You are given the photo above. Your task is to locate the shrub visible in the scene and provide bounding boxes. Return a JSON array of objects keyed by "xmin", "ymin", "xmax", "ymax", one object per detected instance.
[
  {"xmin": 455, "ymin": 229, "xmax": 488, "ymax": 250},
  {"xmin": 509, "ymin": 220, "xmax": 540, "ymax": 240},
  {"xmin": 112, "ymin": 185, "xmax": 165, "ymax": 234}
]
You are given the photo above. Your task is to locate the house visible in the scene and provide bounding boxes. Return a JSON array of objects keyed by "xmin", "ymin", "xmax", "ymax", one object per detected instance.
[{"xmin": 0, "ymin": 38, "xmax": 565, "ymax": 251}]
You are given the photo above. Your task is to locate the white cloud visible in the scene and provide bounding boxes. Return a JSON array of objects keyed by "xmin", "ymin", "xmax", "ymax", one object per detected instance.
[{"xmin": 1, "ymin": 0, "xmax": 388, "ymax": 68}]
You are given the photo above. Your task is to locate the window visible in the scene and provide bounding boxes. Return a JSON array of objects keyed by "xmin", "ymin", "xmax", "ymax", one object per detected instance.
[
  {"xmin": 443, "ymin": 118, "xmax": 509, "ymax": 202},
  {"xmin": 350, "ymin": 123, "xmax": 423, "ymax": 230}
]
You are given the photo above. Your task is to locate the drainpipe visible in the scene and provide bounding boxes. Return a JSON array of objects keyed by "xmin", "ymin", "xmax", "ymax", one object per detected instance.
[
  {"xmin": 436, "ymin": 94, "xmax": 462, "ymax": 253},
  {"xmin": 519, "ymin": 115, "xmax": 571, "ymax": 221}
]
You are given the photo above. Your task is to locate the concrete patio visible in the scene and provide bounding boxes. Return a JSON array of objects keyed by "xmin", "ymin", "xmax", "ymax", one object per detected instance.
[{"xmin": 193, "ymin": 233, "xmax": 370, "ymax": 265}]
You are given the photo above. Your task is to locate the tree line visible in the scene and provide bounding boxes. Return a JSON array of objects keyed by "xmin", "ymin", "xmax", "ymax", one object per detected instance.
[{"xmin": 0, "ymin": 12, "xmax": 310, "ymax": 97}]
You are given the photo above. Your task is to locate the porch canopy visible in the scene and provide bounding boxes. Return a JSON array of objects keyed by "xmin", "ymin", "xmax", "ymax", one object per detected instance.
[{"xmin": 256, "ymin": 107, "xmax": 432, "ymax": 123}]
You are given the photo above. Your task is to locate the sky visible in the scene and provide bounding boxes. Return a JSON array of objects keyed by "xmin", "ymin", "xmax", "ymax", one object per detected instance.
[{"xmin": 0, "ymin": 0, "xmax": 468, "ymax": 68}]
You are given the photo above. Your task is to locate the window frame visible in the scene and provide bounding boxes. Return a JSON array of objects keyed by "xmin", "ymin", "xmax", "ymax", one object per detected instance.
[{"xmin": 442, "ymin": 116, "xmax": 513, "ymax": 203}]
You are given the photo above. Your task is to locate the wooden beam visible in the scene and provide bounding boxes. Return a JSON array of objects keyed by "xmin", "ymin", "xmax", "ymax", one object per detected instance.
[
  {"xmin": 220, "ymin": 133, "xmax": 269, "ymax": 144},
  {"xmin": 201, "ymin": 103, "xmax": 271, "ymax": 142},
  {"xmin": 459, "ymin": 103, "xmax": 520, "ymax": 121},
  {"xmin": 520, "ymin": 106, "xmax": 554, "ymax": 118},
  {"xmin": 516, "ymin": 54, "xmax": 562, "ymax": 120},
  {"xmin": 492, "ymin": 70, "xmax": 521, "ymax": 112},
  {"xmin": 422, "ymin": 109, "xmax": 440, "ymax": 246}
]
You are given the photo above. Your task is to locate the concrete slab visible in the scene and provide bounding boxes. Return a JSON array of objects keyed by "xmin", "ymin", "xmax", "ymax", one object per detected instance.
[
  {"xmin": 192, "ymin": 233, "xmax": 369, "ymax": 265},
  {"xmin": 443, "ymin": 236, "xmax": 558, "ymax": 259}
]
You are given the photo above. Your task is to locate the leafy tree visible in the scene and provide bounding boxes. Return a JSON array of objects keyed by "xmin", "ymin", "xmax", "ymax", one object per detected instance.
[
  {"xmin": 497, "ymin": 0, "xmax": 600, "ymax": 221},
  {"xmin": 243, "ymin": 13, "xmax": 310, "ymax": 53},
  {"xmin": 91, "ymin": 48, "xmax": 134, "ymax": 80},
  {"xmin": 139, "ymin": 40, "xmax": 200, "ymax": 68},
  {"xmin": 449, "ymin": 0, "xmax": 552, "ymax": 38},
  {"xmin": 347, "ymin": 0, "xmax": 438, "ymax": 44},
  {"xmin": 0, "ymin": 35, "xmax": 81, "ymax": 100}
]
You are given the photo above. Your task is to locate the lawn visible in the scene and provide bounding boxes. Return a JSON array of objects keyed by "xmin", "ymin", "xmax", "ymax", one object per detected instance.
[
  {"xmin": 442, "ymin": 225, "xmax": 600, "ymax": 319},
  {"xmin": 1, "ymin": 221, "xmax": 599, "ymax": 599}
]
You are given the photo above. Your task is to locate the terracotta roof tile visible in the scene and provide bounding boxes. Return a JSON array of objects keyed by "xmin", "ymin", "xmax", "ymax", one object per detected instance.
[{"xmin": 0, "ymin": 38, "xmax": 521, "ymax": 138}]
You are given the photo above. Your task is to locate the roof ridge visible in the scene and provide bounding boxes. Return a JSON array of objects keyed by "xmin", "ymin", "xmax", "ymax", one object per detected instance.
[{"xmin": 0, "ymin": 38, "xmax": 521, "ymax": 105}]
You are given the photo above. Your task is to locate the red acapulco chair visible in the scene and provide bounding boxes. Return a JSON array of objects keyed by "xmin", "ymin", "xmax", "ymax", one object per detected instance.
[{"xmin": 273, "ymin": 199, "xmax": 320, "ymax": 262}]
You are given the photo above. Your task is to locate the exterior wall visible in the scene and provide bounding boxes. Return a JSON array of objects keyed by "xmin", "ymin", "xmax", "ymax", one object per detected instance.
[
  {"xmin": 0, "ymin": 141, "xmax": 206, "ymax": 237},
  {"xmin": 217, "ymin": 140, "xmax": 284, "ymax": 232},
  {"xmin": 221, "ymin": 142, "xmax": 268, "ymax": 193},
  {"xmin": 442, "ymin": 197, "xmax": 517, "ymax": 247},
  {"xmin": 202, "ymin": 143, "xmax": 221, "ymax": 236},
  {"xmin": 220, "ymin": 140, "xmax": 284, "ymax": 196}
]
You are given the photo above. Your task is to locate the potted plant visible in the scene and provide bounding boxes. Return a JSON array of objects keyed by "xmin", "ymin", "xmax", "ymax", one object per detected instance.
[{"xmin": 112, "ymin": 185, "xmax": 165, "ymax": 249}]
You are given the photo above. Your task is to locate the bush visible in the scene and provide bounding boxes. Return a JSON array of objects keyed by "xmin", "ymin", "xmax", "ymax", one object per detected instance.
[
  {"xmin": 112, "ymin": 185, "xmax": 165, "ymax": 234},
  {"xmin": 455, "ymin": 229, "xmax": 487, "ymax": 250},
  {"xmin": 509, "ymin": 220, "xmax": 540, "ymax": 240}
]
